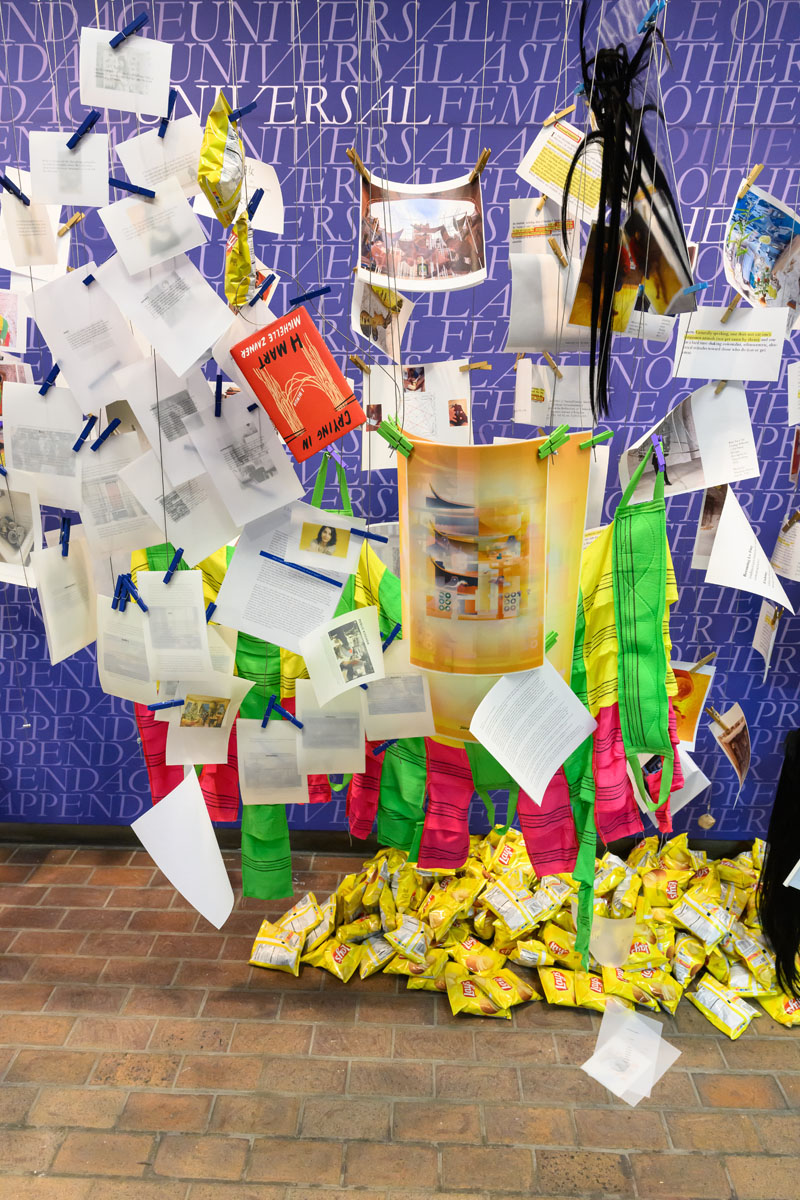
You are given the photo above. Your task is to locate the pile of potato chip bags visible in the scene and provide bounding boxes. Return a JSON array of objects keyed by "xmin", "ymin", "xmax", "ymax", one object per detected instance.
[{"xmin": 248, "ymin": 828, "xmax": 800, "ymax": 1037}]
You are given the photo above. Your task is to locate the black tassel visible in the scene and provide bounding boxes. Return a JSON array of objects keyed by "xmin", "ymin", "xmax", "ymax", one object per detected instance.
[
  {"xmin": 561, "ymin": 1, "xmax": 693, "ymax": 421},
  {"xmin": 758, "ymin": 729, "xmax": 800, "ymax": 997}
]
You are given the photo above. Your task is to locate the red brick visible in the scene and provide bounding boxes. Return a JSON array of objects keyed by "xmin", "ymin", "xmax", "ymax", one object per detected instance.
[
  {"xmin": 29, "ymin": 1086, "xmax": 126, "ymax": 1128},
  {"xmin": 152, "ymin": 933, "xmax": 225, "ymax": 960},
  {"xmin": 280, "ymin": 991, "xmax": 354, "ymax": 1023},
  {"xmin": 9, "ymin": 847, "xmax": 74, "ymax": 864},
  {"xmin": 60, "ymin": 910, "xmax": 134, "ymax": 932},
  {"xmin": 209, "ymin": 1095, "xmax": 300, "ymax": 1136},
  {"xmin": 311, "ymin": 854, "xmax": 369, "ymax": 872},
  {"xmin": 27, "ymin": 864, "xmax": 94, "ymax": 884},
  {"xmin": 41, "ymin": 885, "xmax": 112, "ymax": 908},
  {"xmin": 662, "ymin": 1036, "xmax": 726, "ymax": 1069},
  {"xmin": 394, "ymin": 1100, "xmax": 480, "ymax": 1143},
  {"xmin": 106, "ymin": 887, "xmax": 173, "ymax": 909},
  {"xmin": 46, "ymin": 985, "xmax": 128, "ymax": 1014},
  {"xmin": 474, "ymin": 1028, "xmax": 556, "ymax": 1064},
  {"xmin": 574, "ymin": 1108, "xmax": 667, "ymax": 1150},
  {"xmin": 67, "ymin": 1017, "xmax": 154, "ymax": 1051},
  {"xmin": 0, "ymin": 956, "xmax": 33, "ymax": 981},
  {"xmin": 754, "ymin": 1114, "xmax": 800, "ymax": 1154},
  {"xmin": 154, "ymin": 1134, "xmax": 248, "ymax": 1180},
  {"xmin": 230, "ymin": 1021, "xmax": 310, "ymax": 1055},
  {"xmin": 0, "ymin": 865, "xmax": 34, "ymax": 883},
  {"xmin": 187, "ymin": 1187, "xmax": 284, "ymax": 1200},
  {"xmin": 0, "ymin": 1084, "xmax": 36, "ymax": 1125},
  {"xmin": 666, "ymin": 1111, "xmax": 761, "ymax": 1151},
  {"xmin": 123, "ymin": 988, "xmax": 204, "ymax": 1017},
  {"xmin": 100, "ymin": 959, "xmax": 177, "ymax": 987},
  {"xmin": 70, "ymin": 849, "xmax": 133, "ymax": 866},
  {"xmin": 359, "ymin": 993, "xmax": 440, "ymax": 1027},
  {"xmin": 53, "ymin": 1131, "xmax": 155, "ymax": 1176},
  {"xmin": 349, "ymin": 1060, "xmax": 432, "ymax": 1098},
  {"xmin": 723, "ymin": 1036, "xmax": 800, "ymax": 1069},
  {"xmin": 0, "ymin": 1180, "xmax": 91, "ymax": 1200},
  {"xmin": 7, "ymin": 1049, "xmax": 96, "ymax": 1084},
  {"xmin": 9, "ymin": 930, "xmax": 86, "ymax": 956},
  {"xmin": 638, "ymin": 1070, "xmax": 700, "ymax": 1110},
  {"xmin": 537, "ymin": 1150, "xmax": 634, "ymax": 1196},
  {"xmin": 0, "ymin": 1014, "xmax": 75, "ymax": 1045},
  {"xmin": 485, "ymin": 1103, "xmax": 575, "ymax": 1147},
  {"xmin": 128, "ymin": 911, "xmax": 196, "ymax": 934},
  {"xmin": 80, "ymin": 932, "xmax": 154, "ymax": 957},
  {"xmin": 727, "ymin": 1155, "xmax": 800, "ymax": 1199},
  {"xmin": 177, "ymin": 1054, "xmax": 263, "ymax": 1091},
  {"xmin": 201, "ymin": 992, "xmax": 280, "ymax": 1021},
  {"xmin": 441, "ymin": 1144, "xmax": 533, "ymax": 1192},
  {"xmin": 436, "ymin": 1063, "xmax": 520, "ymax": 1101},
  {"xmin": 311, "ymin": 1023, "xmax": 392, "ymax": 1059},
  {"xmin": 119, "ymin": 1092, "xmax": 212, "ymax": 1132},
  {"xmin": 85, "ymin": 1186, "xmax": 186, "ymax": 1200},
  {"xmin": 219, "ymin": 935, "xmax": 256, "ymax": 961},
  {"xmin": 694, "ymin": 1072, "xmax": 786, "ymax": 1109},
  {"xmin": 0, "ymin": 1129, "xmax": 61, "ymax": 1172},
  {"xmin": 150, "ymin": 1019, "xmax": 234, "ymax": 1053},
  {"xmin": 262, "ymin": 1056, "xmax": 347, "ymax": 1095},
  {"xmin": 0, "ymin": 906, "xmax": 63, "ymax": 929},
  {"xmin": 779, "ymin": 1074, "xmax": 800, "ymax": 1106},
  {"xmin": 0, "ymin": 983, "xmax": 54, "ymax": 1011},
  {"xmin": 25, "ymin": 956, "xmax": 108, "ymax": 984},
  {"xmin": 91, "ymin": 1053, "xmax": 180, "ymax": 1088},
  {"xmin": 393, "ymin": 1026, "xmax": 475, "ymax": 1061},
  {"xmin": 88, "ymin": 867, "xmax": 155, "ymax": 887},
  {"xmin": 345, "ymin": 1141, "xmax": 434, "ymax": 1189},
  {"xmin": 632, "ymin": 1151, "xmax": 732, "ymax": 1198},
  {"xmin": 514, "ymin": 1002, "xmax": 597, "ymax": 1031},
  {"xmin": 0, "ymin": 884, "xmax": 48, "ymax": 905},
  {"xmin": 300, "ymin": 1097, "xmax": 388, "ymax": 1141},
  {"xmin": 175, "ymin": 961, "xmax": 250, "ymax": 989}
]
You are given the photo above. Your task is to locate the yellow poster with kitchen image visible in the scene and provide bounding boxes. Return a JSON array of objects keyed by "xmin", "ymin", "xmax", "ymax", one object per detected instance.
[{"xmin": 398, "ymin": 440, "xmax": 548, "ymax": 675}]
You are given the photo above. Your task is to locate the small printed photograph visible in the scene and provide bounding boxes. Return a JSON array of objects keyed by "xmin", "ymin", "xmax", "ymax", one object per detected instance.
[
  {"xmin": 671, "ymin": 665, "xmax": 714, "ymax": 748},
  {"xmin": 448, "ymin": 400, "xmax": 469, "ymax": 427},
  {"xmin": 0, "ymin": 291, "xmax": 21, "ymax": 350},
  {"xmin": 711, "ymin": 703, "xmax": 751, "ymax": 793},
  {"xmin": 789, "ymin": 427, "xmax": 800, "ymax": 484},
  {"xmin": 366, "ymin": 404, "xmax": 382, "ymax": 432},
  {"xmin": 0, "ymin": 487, "xmax": 34, "ymax": 565},
  {"xmin": 329, "ymin": 619, "xmax": 375, "ymax": 683},
  {"xmin": 404, "ymin": 366, "xmax": 425, "ymax": 392},
  {"xmin": 350, "ymin": 281, "xmax": 412, "ymax": 363},
  {"xmin": 723, "ymin": 184, "xmax": 800, "ymax": 326},
  {"xmin": 180, "ymin": 694, "xmax": 231, "ymax": 728},
  {"xmin": 299, "ymin": 522, "xmax": 350, "ymax": 560}
]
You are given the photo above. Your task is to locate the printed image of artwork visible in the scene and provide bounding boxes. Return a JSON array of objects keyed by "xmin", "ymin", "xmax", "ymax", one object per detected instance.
[
  {"xmin": 180, "ymin": 695, "xmax": 231, "ymax": 728},
  {"xmin": 350, "ymin": 280, "xmax": 412, "ymax": 363},
  {"xmin": 670, "ymin": 663, "xmax": 715, "ymax": 749},
  {"xmin": 723, "ymin": 185, "xmax": 800, "ymax": 329},
  {"xmin": 398, "ymin": 440, "xmax": 548, "ymax": 674},
  {"xmin": 790, "ymin": 427, "xmax": 800, "ymax": 484},
  {"xmin": 365, "ymin": 404, "xmax": 382, "ymax": 431},
  {"xmin": 357, "ymin": 170, "xmax": 486, "ymax": 293},
  {"xmin": 404, "ymin": 366, "xmax": 425, "ymax": 392},
  {"xmin": 0, "ymin": 291, "xmax": 22, "ymax": 351},
  {"xmin": 710, "ymin": 703, "xmax": 751, "ymax": 796},
  {"xmin": 329, "ymin": 619, "xmax": 375, "ymax": 683},
  {"xmin": 0, "ymin": 486, "xmax": 35, "ymax": 565},
  {"xmin": 449, "ymin": 401, "xmax": 469, "ymax": 427},
  {"xmin": 299, "ymin": 522, "xmax": 351, "ymax": 561}
]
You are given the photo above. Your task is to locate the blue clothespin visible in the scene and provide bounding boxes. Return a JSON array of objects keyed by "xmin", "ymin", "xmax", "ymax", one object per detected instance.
[
  {"xmin": 73, "ymin": 414, "xmax": 97, "ymax": 452},
  {"xmin": 246, "ymin": 402, "xmax": 259, "ymax": 412},
  {"xmin": 214, "ymin": 374, "xmax": 223, "ymax": 418},
  {"xmin": 246, "ymin": 188, "xmax": 264, "ymax": 220},
  {"xmin": 351, "ymin": 528, "xmax": 390, "ymax": 545},
  {"xmin": 682, "ymin": 281, "xmax": 709, "ymax": 296},
  {"xmin": 259, "ymin": 550, "xmax": 344, "ymax": 589},
  {"xmin": 248, "ymin": 272, "xmax": 276, "ymax": 307},
  {"xmin": 325, "ymin": 444, "xmax": 345, "ymax": 469},
  {"xmin": 109, "ymin": 10, "xmax": 148, "ymax": 48},
  {"xmin": 147, "ymin": 698, "xmax": 185, "ymax": 711},
  {"xmin": 382, "ymin": 622, "xmax": 401, "ymax": 652},
  {"xmin": 261, "ymin": 695, "xmax": 304, "ymax": 730},
  {"xmin": 359, "ymin": 684, "xmax": 369, "ymax": 691},
  {"xmin": 59, "ymin": 516, "xmax": 71, "ymax": 558},
  {"xmin": 373, "ymin": 739, "xmax": 399, "ymax": 757},
  {"xmin": 66, "ymin": 110, "xmax": 101, "ymax": 151},
  {"xmin": 111, "ymin": 575, "xmax": 126, "ymax": 611},
  {"xmin": 39, "ymin": 364, "xmax": 60, "ymax": 396},
  {"xmin": 108, "ymin": 176, "xmax": 156, "ymax": 199},
  {"xmin": 0, "ymin": 174, "xmax": 30, "ymax": 205},
  {"xmin": 228, "ymin": 100, "xmax": 258, "ymax": 123},
  {"xmin": 651, "ymin": 433, "xmax": 666, "ymax": 473},
  {"xmin": 0, "ymin": 464, "xmax": 7, "ymax": 478},
  {"xmin": 90, "ymin": 417, "xmax": 121, "ymax": 451},
  {"xmin": 205, "ymin": 601, "xmax": 217, "ymax": 623},
  {"xmin": 289, "ymin": 286, "xmax": 331, "ymax": 307},
  {"xmin": 574, "ymin": 83, "xmax": 585, "ymax": 97},
  {"xmin": 158, "ymin": 89, "xmax": 178, "ymax": 139},
  {"xmin": 637, "ymin": 0, "xmax": 665, "ymax": 33},
  {"xmin": 122, "ymin": 573, "xmax": 148, "ymax": 613},
  {"xmin": 163, "ymin": 546, "xmax": 184, "ymax": 583},
  {"xmin": 83, "ymin": 274, "xmax": 95, "ymax": 287}
]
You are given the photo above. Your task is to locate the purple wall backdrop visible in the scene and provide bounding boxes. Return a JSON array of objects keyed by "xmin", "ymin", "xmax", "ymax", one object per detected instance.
[{"xmin": 0, "ymin": 0, "xmax": 799, "ymax": 837}]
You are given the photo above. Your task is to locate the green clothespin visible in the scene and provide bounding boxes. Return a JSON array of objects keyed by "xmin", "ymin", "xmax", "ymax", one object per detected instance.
[
  {"xmin": 537, "ymin": 424, "xmax": 570, "ymax": 459},
  {"xmin": 545, "ymin": 629, "xmax": 558, "ymax": 652},
  {"xmin": 579, "ymin": 429, "xmax": 614, "ymax": 450},
  {"xmin": 375, "ymin": 414, "xmax": 413, "ymax": 459}
]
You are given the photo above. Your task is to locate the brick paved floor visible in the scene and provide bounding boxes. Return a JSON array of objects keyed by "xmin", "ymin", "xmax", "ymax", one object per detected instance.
[{"xmin": 0, "ymin": 843, "xmax": 798, "ymax": 1199}]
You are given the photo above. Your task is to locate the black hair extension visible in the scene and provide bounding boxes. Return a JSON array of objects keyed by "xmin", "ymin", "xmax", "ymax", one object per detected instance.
[{"xmin": 758, "ymin": 729, "xmax": 800, "ymax": 997}]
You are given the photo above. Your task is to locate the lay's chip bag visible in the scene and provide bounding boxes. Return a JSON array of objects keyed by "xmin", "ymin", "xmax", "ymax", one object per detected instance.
[
  {"xmin": 686, "ymin": 974, "xmax": 759, "ymax": 1039},
  {"xmin": 445, "ymin": 962, "xmax": 510, "ymax": 1019},
  {"xmin": 303, "ymin": 936, "xmax": 361, "ymax": 982},
  {"xmin": 249, "ymin": 920, "xmax": 303, "ymax": 976},
  {"xmin": 198, "ymin": 91, "xmax": 244, "ymax": 227}
]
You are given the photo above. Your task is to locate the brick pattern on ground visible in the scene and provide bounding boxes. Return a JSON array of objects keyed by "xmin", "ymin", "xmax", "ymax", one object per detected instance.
[{"xmin": 0, "ymin": 843, "xmax": 798, "ymax": 1199}]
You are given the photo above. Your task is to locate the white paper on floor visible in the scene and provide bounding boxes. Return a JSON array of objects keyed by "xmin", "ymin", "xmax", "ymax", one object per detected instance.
[{"xmin": 581, "ymin": 1001, "xmax": 680, "ymax": 1105}]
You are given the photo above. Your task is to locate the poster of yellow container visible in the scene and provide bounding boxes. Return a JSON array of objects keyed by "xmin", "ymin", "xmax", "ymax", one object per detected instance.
[{"xmin": 398, "ymin": 440, "xmax": 547, "ymax": 675}]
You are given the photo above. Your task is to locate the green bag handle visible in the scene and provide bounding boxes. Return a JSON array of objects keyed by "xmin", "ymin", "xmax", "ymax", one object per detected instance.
[
  {"xmin": 618, "ymin": 442, "xmax": 665, "ymax": 511},
  {"xmin": 328, "ymin": 773, "xmax": 352, "ymax": 793},
  {"xmin": 311, "ymin": 451, "xmax": 353, "ymax": 518},
  {"xmin": 501, "ymin": 783, "xmax": 519, "ymax": 835},
  {"xmin": 474, "ymin": 787, "xmax": 496, "ymax": 830}
]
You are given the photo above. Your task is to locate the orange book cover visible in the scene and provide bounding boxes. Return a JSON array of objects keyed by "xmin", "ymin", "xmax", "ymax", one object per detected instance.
[{"xmin": 230, "ymin": 306, "xmax": 365, "ymax": 462}]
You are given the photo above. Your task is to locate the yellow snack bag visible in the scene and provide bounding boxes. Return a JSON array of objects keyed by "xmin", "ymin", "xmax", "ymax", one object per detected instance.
[
  {"xmin": 538, "ymin": 966, "xmax": 577, "ymax": 1006},
  {"xmin": 526, "ymin": 875, "xmax": 577, "ymax": 924},
  {"xmin": 717, "ymin": 857, "xmax": 758, "ymax": 891},
  {"xmin": 489, "ymin": 833, "xmax": 533, "ymax": 879},
  {"xmin": 592, "ymin": 896, "xmax": 611, "ymax": 918},
  {"xmin": 718, "ymin": 881, "xmax": 748, "ymax": 919},
  {"xmin": 751, "ymin": 838, "xmax": 766, "ymax": 873},
  {"xmin": 303, "ymin": 936, "xmax": 361, "ymax": 982},
  {"xmin": 574, "ymin": 970, "xmax": 622, "ymax": 1012},
  {"xmin": 393, "ymin": 864, "xmax": 426, "ymax": 914},
  {"xmin": 551, "ymin": 907, "xmax": 577, "ymax": 934},
  {"xmin": 686, "ymin": 974, "xmax": 759, "ymax": 1039},
  {"xmin": 438, "ymin": 919, "xmax": 472, "ymax": 950},
  {"xmin": 641, "ymin": 867, "xmax": 694, "ymax": 907},
  {"xmin": 654, "ymin": 922, "xmax": 675, "ymax": 967},
  {"xmin": 386, "ymin": 947, "xmax": 448, "ymax": 979},
  {"xmin": 726, "ymin": 960, "xmax": 776, "ymax": 998},
  {"xmin": 658, "ymin": 832, "xmax": 694, "ymax": 870},
  {"xmin": 338, "ymin": 914, "xmax": 382, "ymax": 943},
  {"xmin": 419, "ymin": 875, "xmax": 485, "ymax": 939},
  {"xmin": 224, "ymin": 213, "xmax": 253, "ymax": 307},
  {"xmin": 541, "ymin": 921, "xmax": 582, "ymax": 970},
  {"xmin": 481, "ymin": 876, "xmax": 536, "ymax": 935},
  {"xmin": 274, "ymin": 892, "xmax": 321, "ymax": 941},
  {"xmin": 406, "ymin": 949, "xmax": 450, "ymax": 990},
  {"xmin": 303, "ymin": 894, "xmax": 336, "ymax": 955},
  {"xmin": 759, "ymin": 991, "xmax": 800, "ymax": 1027},
  {"xmin": 601, "ymin": 966, "xmax": 660, "ymax": 1011},
  {"xmin": 507, "ymin": 937, "xmax": 555, "ymax": 969},
  {"xmin": 672, "ymin": 889, "xmax": 734, "ymax": 951},
  {"xmin": 336, "ymin": 871, "xmax": 367, "ymax": 924},
  {"xmin": 379, "ymin": 882, "xmax": 397, "ymax": 933},
  {"xmin": 445, "ymin": 963, "xmax": 510, "ymax": 1018},
  {"xmin": 621, "ymin": 919, "xmax": 669, "ymax": 972},
  {"xmin": 472, "ymin": 906, "xmax": 497, "ymax": 941},
  {"xmin": 384, "ymin": 914, "xmax": 431, "ymax": 964},
  {"xmin": 611, "ymin": 867, "xmax": 642, "ymax": 917},
  {"xmin": 723, "ymin": 922, "xmax": 776, "ymax": 990},
  {"xmin": 706, "ymin": 947, "xmax": 731, "ymax": 985},
  {"xmin": 673, "ymin": 933, "xmax": 707, "ymax": 987},
  {"xmin": 358, "ymin": 933, "xmax": 397, "ymax": 978},
  {"xmin": 249, "ymin": 920, "xmax": 303, "ymax": 975},
  {"xmin": 687, "ymin": 863, "xmax": 720, "ymax": 894},
  {"xmin": 450, "ymin": 933, "xmax": 506, "ymax": 976},
  {"xmin": 480, "ymin": 967, "xmax": 538, "ymax": 1009},
  {"xmin": 594, "ymin": 852, "xmax": 627, "ymax": 896},
  {"xmin": 197, "ymin": 91, "xmax": 244, "ymax": 227},
  {"xmin": 627, "ymin": 836, "xmax": 659, "ymax": 872},
  {"xmin": 362, "ymin": 857, "xmax": 390, "ymax": 908},
  {"xmin": 633, "ymin": 967, "xmax": 684, "ymax": 1014}
]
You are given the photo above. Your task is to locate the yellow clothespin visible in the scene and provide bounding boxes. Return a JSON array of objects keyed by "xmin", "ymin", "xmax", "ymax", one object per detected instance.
[
  {"xmin": 346, "ymin": 147, "xmax": 370, "ymax": 182},
  {"xmin": 688, "ymin": 651, "xmax": 716, "ymax": 673},
  {"xmin": 547, "ymin": 236, "xmax": 568, "ymax": 267},
  {"xmin": 535, "ymin": 194, "xmax": 547, "ymax": 214},
  {"xmin": 513, "ymin": 352, "xmax": 526, "ymax": 372},
  {"xmin": 468, "ymin": 148, "xmax": 491, "ymax": 185},
  {"xmin": 705, "ymin": 705, "xmax": 730, "ymax": 734},
  {"xmin": 543, "ymin": 103, "xmax": 576, "ymax": 127},
  {"xmin": 768, "ymin": 605, "xmax": 784, "ymax": 629},
  {"xmin": 459, "ymin": 361, "xmax": 491, "ymax": 373},
  {"xmin": 57, "ymin": 211, "xmax": 84, "ymax": 238},
  {"xmin": 542, "ymin": 351, "xmax": 563, "ymax": 379},
  {"xmin": 348, "ymin": 354, "xmax": 371, "ymax": 375},
  {"xmin": 714, "ymin": 380, "xmax": 728, "ymax": 396},
  {"xmin": 737, "ymin": 164, "xmax": 764, "ymax": 200},
  {"xmin": 720, "ymin": 294, "xmax": 742, "ymax": 324}
]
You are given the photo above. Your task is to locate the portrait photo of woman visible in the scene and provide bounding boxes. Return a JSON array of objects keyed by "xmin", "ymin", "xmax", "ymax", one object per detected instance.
[{"xmin": 311, "ymin": 525, "xmax": 338, "ymax": 555}]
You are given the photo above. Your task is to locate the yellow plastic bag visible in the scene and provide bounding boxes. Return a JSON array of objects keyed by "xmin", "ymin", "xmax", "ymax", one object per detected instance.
[
  {"xmin": 445, "ymin": 963, "xmax": 510, "ymax": 1019},
  {"xmin": 358, "ymin": 933, "xmax": 397, "ymax": 978},
  {"xmin": 304, "ymin": 936, "xmax": 362, "ymax": 982},
  {"xmin": 275, "ymin": 892, "xmax": 321, "ymax": 941},
  {"xmin": 540, "ymin": 921, "xmax": 582, "ymax": 971},
  {"xmin": 538, "ymin": 966, "xmax": 577, "ymax": 1006},
  {"xmin": 759, "ymin": 991, "xmax": 800, "ymax": 1027},
  {"xmin": 601, "ymin": 966, "xmax": 660, "ymax": 1012},
  {"xmin": 197, "ymin": 91, "xmax": 244, "ymax": 227},
  {"xmin": 303, "ymin": 894, "xmax": 336, "ymax": 955},
  {"xmin": 338, "ymin": 914, "xmax": 382, "ymax": 944},
  {"xmin": 384, "ymin": 914, "xmax": 431, "ymax": 964},
  {"xmin": 249, "ymin": 920, "xmax": 303, "ymax": 976},
  {"xmin": 686, "ymin": 974, "xmax": 759, "ymax": 1039}
]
